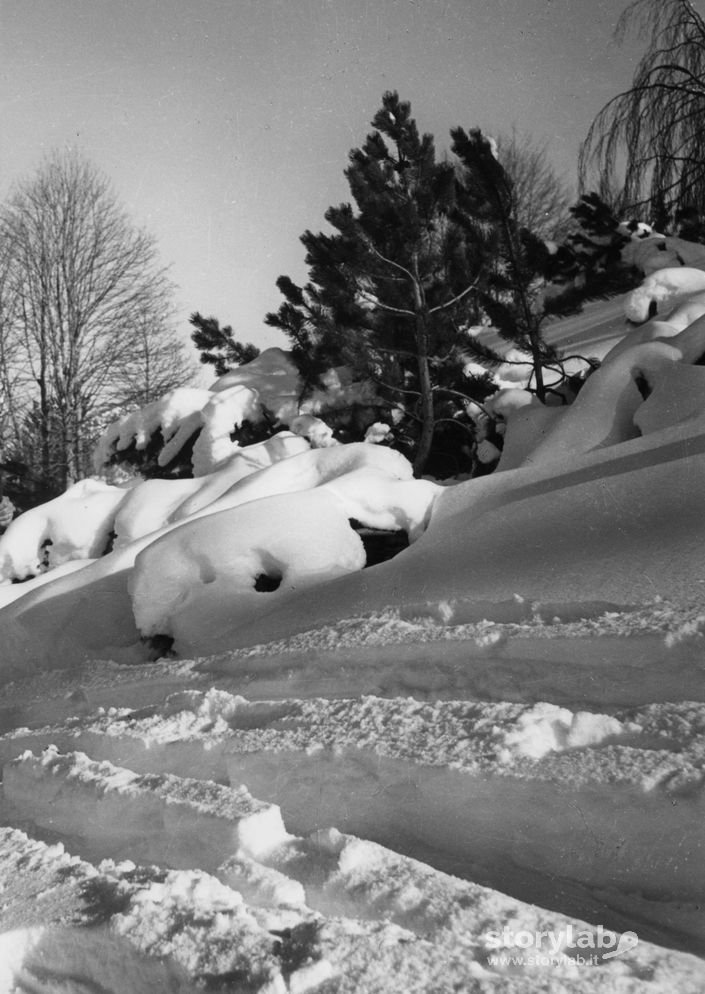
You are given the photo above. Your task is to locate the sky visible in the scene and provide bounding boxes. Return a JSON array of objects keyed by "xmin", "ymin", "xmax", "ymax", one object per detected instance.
[{"xmin": 0, "ymin": 0, "xmax": 641, "ymax": 354}]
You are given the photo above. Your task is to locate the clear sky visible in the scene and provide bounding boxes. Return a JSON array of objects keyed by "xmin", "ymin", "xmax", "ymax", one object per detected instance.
[{"xmin": 0, "ymin": 0, "xmax": 640, "ymax": 351}]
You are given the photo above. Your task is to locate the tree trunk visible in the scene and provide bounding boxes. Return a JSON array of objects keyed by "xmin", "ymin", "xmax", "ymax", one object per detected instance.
[
  {"xmin": 412, "ymin": 310, "xmax": 435, "ymax": 476},
  {"xmin": 527, "ymin": 323, "xmax": 546, "ymax": 403}
]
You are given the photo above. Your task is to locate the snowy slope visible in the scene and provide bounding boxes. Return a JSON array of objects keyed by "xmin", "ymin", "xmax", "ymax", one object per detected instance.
[{"xmin": 1, "ymin": 272, "xmax": 705, "ymax": 990}]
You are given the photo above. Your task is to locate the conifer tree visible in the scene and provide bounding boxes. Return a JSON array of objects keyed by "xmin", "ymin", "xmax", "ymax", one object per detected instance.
[
  {"xmin": 450, "ymin": 128, "xmax": 585, "ymax": 402},
  {"xmin": 189, "ymin": 312, "xmax": 260, "ymax": 376},
  {"xmin": 266, "ymin": 92, "xmax": 498, "ymax": 475}
]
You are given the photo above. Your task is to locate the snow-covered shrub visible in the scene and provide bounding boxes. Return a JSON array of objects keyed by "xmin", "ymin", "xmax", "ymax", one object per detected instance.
[{"xmin": 97, "ymin": 348, "xmax": 387, "ymax": 480}]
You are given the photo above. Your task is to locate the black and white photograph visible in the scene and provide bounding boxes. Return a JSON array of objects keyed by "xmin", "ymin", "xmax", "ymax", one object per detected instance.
[{"xmin": 0, "ymin": 1, "xmax": 703, "ymax": 990}]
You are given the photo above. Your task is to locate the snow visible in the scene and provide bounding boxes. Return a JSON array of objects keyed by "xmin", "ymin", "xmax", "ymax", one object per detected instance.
[
  {"xmin": 2, "ymin": 269, "xmax": 705, "ymax": 989},
  {"xmin": 621, "ymin": 233, "xmax": 705, "ymax": 274},
  {"xmin": 498, "ymin": 702, "xmax": 632, "ymax": 760},
  {"xmin": 112, "ymin": 431, "xmax": 310, "ymax": 547},
  {"xmin": 623, "ymin": 266, "xmax": 705, "ymax": 322},
  {"xmin": 130, "ymin": 488, "xmax": 368, "ymax": 655},
  {"xmin": 0, "ymin": 478, "xmax": 124, "ymax": 581},
  {"xmin": 98, "ymin": 347, "xmax": 380, "ymax": 477},
  {"xmin": 95, "ymin": 385, "xmax": 213, "ymax": 468}
]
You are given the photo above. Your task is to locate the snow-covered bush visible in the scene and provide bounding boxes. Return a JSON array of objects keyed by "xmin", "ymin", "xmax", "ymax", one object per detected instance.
[{"xmin": 96, "ymin": 348, "xmax": 385, "ymax": 481}]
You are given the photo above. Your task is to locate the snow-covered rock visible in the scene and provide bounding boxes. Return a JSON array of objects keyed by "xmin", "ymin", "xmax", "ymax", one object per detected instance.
[
  {"xmin": 129, "ymin": 488, "xmax": 367, "ymax": 654},
  {"xmin": 0, "ymin": 478, "xmax": 126, "ymax": 581}
]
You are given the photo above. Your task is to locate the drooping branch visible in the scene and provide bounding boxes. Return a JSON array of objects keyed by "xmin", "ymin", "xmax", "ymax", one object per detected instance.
[{"xmin": 580, "ymin": 0, "xmax": 705, "ymax": 217}]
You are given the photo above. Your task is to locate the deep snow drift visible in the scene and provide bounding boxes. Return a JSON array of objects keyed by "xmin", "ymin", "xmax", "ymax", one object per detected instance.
[{"xmin": 1, "ymin": 265, "xmax": 705, "ymax": 991}]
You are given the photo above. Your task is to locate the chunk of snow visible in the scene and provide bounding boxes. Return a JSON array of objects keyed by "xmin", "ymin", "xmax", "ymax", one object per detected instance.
[
  {"xmin": 320, "ymin": 469, "xmax": 441, "ymax": 541},
  {"xmin": 632, "ymin": 360, "xmax": 705, "ymax": 436},
  {"xmin": 364, "ymin": 421, "xmax": 393, "ymax": 444},
  {"xmin": 289, "ymin": 414, "xmax": 338, "ymax": 447},
  {"xmin": 476, "ymin": 440, "xmax": 501, "ymax": 465},
  {"xmin": 520, "ymin": 336, "xmax": 704, "ymax": 468},
  {"xmin": 95, "ymin": 387, "xmax": 212, "ymax": 467},
  {"xmin": 500, "ymin": 702, "xmax": 627, "ymax": 760},
  {"xmin": 622, "ymin": 234, "xmax": 705, "ymax": 275},
  {"xmin": 210, "ymin": 347, "xmax": 300, "ymax": 411},
  {"xmin": 171, "ymin": 442, "xmax": 413, "ymax": 522}
]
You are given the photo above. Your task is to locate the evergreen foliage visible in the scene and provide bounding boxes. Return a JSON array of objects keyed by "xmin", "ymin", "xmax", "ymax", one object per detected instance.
[
  {"xmin": 450, "ymin": 127, "xmax": 580, "ymax": 401},
  {"xmin": 266, "ymin": 92, "xmax": 517, "ymax": 475},
  {"xmin": 189, "ymin": 312, "xmax": 260, "ymax": 376},
  {"xmin": 563, "ymin": 192, "xmax": 643, "ymax": 297}
]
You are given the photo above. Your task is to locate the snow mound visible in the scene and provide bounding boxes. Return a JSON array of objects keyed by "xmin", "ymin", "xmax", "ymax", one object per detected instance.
[
  {"xmin": 624, "ymin": 267, "xmax": 705, "ymax": 322},
  {"xmin": 171, "ymin": 441, "xmax": 413, "ymax": 522},
  {"xmin": 130, "ymin": 488, "xmax": 367, "ymax": 655},
  {"xmin": 112, "ymin": 431, "xmax": 310, "ymax": 547},
  {"xmin": 0, "ymin": 479, "xmax": 125, "ymax": 581}
]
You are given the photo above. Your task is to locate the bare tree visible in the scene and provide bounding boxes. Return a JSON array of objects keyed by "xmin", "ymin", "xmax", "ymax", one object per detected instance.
[
  {"xmin": 0, "ymin": 150, "xmax": 188, "ymax": 491},
  {"xmin": 579, "ymin": 0, "xmax": 705, "ymax": 223},
  {"xmin": 109, "ymin": 303, "xmax": 195, "ymax": 410},
  {"xmin": 495, "ymin": 130, "xmax": 574, "ymax": 240}
]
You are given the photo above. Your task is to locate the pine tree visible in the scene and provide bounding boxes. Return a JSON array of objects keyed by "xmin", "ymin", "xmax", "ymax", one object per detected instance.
[
  {"xmin": 266, "ymin": 92, "xmax": 498, "ymax": 475},
  {"xmin": 451, "ymin": 128, "xmax": 584, "ymax": 402},
  {"xmin": 189, "ymin": 312, "xmax": 260, "ymax": 377}
]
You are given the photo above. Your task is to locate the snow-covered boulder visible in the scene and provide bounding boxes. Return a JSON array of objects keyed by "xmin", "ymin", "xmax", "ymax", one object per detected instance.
[
  {"xmin": 129, "ymin": 488, "xmax": 367, "ymax": 656},
  {"xmin": 0, "ymin": 479, "xmax": 127, "ymax": 581},
  {"xmin": 624, "ymin": 267, "xmax": 705, "ymax": 323}
]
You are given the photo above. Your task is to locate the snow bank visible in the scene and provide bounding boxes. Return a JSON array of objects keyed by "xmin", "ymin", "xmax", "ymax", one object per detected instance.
[
  {"xmin": 128, "ymin": 445, "xmax": 435, "ymax": 656},
  {"xmin": 0, "ymin": 443, "xmax": 427, "ymax": 672},
  {"xmin": 5, "ymin": 264, "xmax": 705, "ymax": 671}
]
